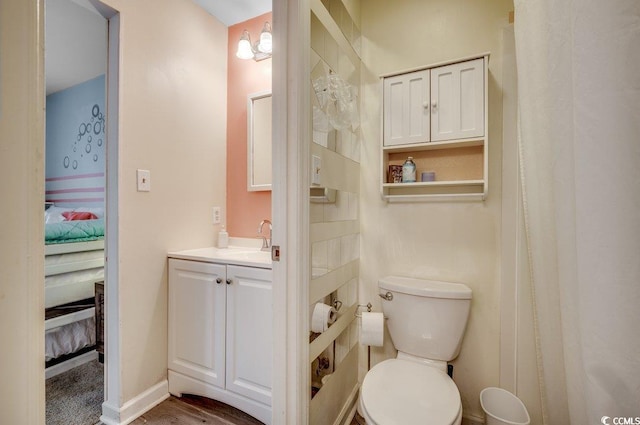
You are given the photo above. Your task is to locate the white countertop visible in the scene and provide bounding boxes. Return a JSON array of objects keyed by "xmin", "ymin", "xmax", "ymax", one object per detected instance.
[{"xmin": 168, "ymin": 245, "xmax": 272, "ymax": 269}]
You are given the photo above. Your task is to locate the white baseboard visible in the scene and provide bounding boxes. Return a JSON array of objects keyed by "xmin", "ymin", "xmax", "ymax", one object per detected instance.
[
  {"xmin": 99, "ymin": 379, "xmax": 169, "ymax": 425},
  {"xmin": 99, "ymin": 400, "xmax": 120, "ymax": 425}
]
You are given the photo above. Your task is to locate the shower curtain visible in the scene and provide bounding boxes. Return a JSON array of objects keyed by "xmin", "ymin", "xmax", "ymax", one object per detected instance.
[{"xmin": 513, "ymin": 0, "xmax": 640, "ymax": 424}]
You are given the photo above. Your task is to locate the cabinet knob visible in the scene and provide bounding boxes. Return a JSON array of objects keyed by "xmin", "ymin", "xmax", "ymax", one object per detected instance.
[
  {"xmin": 423, "ymin": 101, "xmax": 429, "ymax": 109},
  {"xmin": 432, "ymin": 101, "xmax": 437, "ymax": 111},
  {"xmin": 216, "ymin": 278, "xmax": 222, "ymax": 284},
  {"xmin": 226, "ymin": 278, "xmax": 232, "ymax": 285}
]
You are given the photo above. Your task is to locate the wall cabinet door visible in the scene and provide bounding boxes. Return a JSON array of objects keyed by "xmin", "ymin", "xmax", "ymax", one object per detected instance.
[
  {"xmin": 431, "ymin": 58, "xmax": 484, "ymax": 141},
  {"xmin": 383, "ymin": 69, "xmax": 430, "ymax": 146},
  {"xmin": 168, "ymin": 259, "xmax": 226, "ymax": 389},
  {"xmin": 225, "ymin": 265, "xmax": 273, "ymax": 406}
]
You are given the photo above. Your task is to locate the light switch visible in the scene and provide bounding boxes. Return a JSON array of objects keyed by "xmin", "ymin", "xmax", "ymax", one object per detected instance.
[
  {"xmin": 137, "ymin": 169, "xmax": 151, "ymax": 192},
  {"xmin": 312, "ymin": 155, "xmax": 322, "ymax": 185}
]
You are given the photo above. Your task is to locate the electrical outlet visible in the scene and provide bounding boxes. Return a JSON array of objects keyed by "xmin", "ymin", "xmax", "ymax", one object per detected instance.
[
  {"xmin": 137, "ymin": 169, "xmax": 151, "ymax": 192},
  {"xmin": 212, "ymin": 207, "xmax": 221, "ymax": 224}
]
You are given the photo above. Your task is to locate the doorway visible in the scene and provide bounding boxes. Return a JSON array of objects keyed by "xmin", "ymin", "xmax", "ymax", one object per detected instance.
[{"xmin": 44, "ymin": 0, "xmax": 108, "ymax": 423}]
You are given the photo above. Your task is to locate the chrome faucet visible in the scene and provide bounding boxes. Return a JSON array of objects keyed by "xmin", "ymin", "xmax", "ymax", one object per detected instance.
[{"xmin": 257, "ymin": 219, "xmax": 272, "ymax": 251}]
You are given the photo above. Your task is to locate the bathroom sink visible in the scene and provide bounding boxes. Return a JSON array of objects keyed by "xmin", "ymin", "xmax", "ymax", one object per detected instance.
[
  {"xmin": 167, "ymin": 246, "xmax": 272, "ymax": 268},
  {"xmin": 221, "ymin": 249, "xmax": 271, "ymax": 261},
  {"xmin": 216, "ymin": 249, "xmax": 271, "ymax": 262}
]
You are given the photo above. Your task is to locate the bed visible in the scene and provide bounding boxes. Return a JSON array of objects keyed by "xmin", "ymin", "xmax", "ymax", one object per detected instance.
[{"xmin": 44, "ymin": 205, "xmax": 105, "ymax": 378}]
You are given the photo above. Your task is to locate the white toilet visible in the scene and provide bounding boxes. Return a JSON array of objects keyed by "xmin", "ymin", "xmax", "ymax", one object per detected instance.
[{"xmin": 359, "ymin": 276, "xmax": 472, "ymax": 425}]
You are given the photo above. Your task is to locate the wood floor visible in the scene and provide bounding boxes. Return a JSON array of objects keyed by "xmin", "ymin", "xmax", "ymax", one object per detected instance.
[
  {"xmin": 129, "ymin": 395, "xmax": 264, "ymax": 424},
  {"xmin": 128, "ymin": 395, "xmax": 364, "ymax": 424}
]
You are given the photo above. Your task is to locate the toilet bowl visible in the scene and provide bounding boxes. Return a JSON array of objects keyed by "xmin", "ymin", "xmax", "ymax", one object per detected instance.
[
  {"xmin": 359, "ymin": 359, "xmax": 462, "ymax": 425},
  {"xmin": 358, "ymin": 276, "xmax": 472, "ymax": 425}
]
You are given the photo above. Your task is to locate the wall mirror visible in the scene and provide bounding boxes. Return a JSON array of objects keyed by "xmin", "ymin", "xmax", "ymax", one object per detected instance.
[{"xmin": 247, "ymin": 91, "xmax": 272, "ymax": 191}]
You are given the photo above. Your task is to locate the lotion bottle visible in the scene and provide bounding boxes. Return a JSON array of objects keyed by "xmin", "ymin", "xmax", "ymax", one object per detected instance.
[
  {"xmin": 402, "ymin": 156, "xmax": 417, "ymax": 183},
  {"xmin": 218, "ymin": 225, "xmax": 229, "ymax": 248}
]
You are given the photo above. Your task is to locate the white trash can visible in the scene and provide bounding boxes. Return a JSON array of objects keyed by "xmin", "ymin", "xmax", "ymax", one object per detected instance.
[{"xmin": 480, "ymin": 387, "xmax": 531, "ymax": 425}]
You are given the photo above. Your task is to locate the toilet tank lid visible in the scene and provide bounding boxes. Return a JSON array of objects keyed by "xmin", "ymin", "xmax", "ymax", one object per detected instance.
[{"xmin": 379, "ymin": 276, "xmax": 472, "ymax": 299}]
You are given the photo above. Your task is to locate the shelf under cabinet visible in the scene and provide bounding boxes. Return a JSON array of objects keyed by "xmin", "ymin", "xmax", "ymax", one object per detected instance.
[
  {"xmin": 382, "ymin": 179, "xmax": 485, "ymax": 202},
  {"xmin": 384, "ymin": 144, "xmax": 484, "ymax": 185},
  {"xmin": 382, "ymin": 179, "xmax": 484, "ymax": 189}
]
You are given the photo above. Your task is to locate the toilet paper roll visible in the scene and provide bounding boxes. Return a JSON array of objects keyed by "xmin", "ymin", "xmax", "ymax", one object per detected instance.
[
  {"xmin": 321, "ymin": 373, "xmax": 332, "ymax": 385},
  {"xmin": 311, "ymin": 303, "xmax": 337, "ymax": 333},
  {"xmin": 360, "ymin": 312, "xmax": 384, "ymax": 347}
]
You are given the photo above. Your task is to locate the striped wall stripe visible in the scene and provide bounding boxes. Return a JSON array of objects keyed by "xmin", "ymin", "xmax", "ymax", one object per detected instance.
[
  {"xmin": 45, "ymin": 173, "xmax": 105, "ymax": 206},
  {"xmin": 46, "ymin": 187, "xmax": 104, "ymax": 194},
  {"xmin": 310, "ymin": 259, "xmax": 358, "ymax": 303},
  {"xmin": 45, "ymin": 197, "xmax": 105, "ymax": 204},
  {"xmin": 45, "ymin": 172, "xmax": 105, "ymax": 181}
]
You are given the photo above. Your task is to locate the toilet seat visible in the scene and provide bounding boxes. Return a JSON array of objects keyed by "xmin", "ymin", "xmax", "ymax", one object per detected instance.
[{"xmin": 360, "ymin": 359, "xmax": 461, "ymax": 425}]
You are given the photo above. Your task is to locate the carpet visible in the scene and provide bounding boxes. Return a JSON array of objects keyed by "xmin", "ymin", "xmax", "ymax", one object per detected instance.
[{"xmin": 46, "ymin": 359, "xmax": 104, "ymax": 425}]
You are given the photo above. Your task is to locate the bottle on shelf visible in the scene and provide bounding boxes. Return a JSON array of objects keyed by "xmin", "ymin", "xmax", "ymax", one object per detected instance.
[
  {"xmin": 402, "ymin": 157, "xmax": 416, "ymax": 183},
  {"xmin": 218, "ymin": 225, "xmax": 229, "ymax": 248}
]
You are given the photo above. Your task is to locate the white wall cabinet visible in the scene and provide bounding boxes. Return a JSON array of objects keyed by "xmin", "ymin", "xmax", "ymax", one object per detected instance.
[
  {"xmin": 383, "ymin": 69, "xmax": 430, "ymax": 147},
  {"xmin": 431, "ymin": 58, "xmax": 485, "ymax": 141},
  {"xmin": 168, "ymin": 258, "xmax": 273, "ymax": 424},
  {"xmin": 381, "ymin": 54, "xmax": 489, "ymax": 201}
]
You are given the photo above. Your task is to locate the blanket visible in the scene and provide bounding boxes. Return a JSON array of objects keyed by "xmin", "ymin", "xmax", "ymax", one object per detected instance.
[{"xmin": 45, "ymin": 218, "xmax": 105, "ymax": 244}]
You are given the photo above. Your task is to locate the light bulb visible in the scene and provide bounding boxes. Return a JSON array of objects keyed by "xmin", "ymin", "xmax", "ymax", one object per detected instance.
[
  {"xmin": 258, "ymin": 22, "xmax": 272, "ymax": 54},
  {"xmin": 236, "ymin": 30, "xmax": 254, "ymax": 60}
]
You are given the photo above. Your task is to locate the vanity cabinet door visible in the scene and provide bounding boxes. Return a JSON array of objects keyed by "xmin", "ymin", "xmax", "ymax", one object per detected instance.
[
  {"xmin": 168, "ymin": 259, "xmax": 226, "ymax": 389},
  {"xmin": 225, "ymin": 265, "xmax": 273, "ymax": 406},
  {"xmin": 431, "ymin": 58, "xmax": 485, "ymax": 141}
]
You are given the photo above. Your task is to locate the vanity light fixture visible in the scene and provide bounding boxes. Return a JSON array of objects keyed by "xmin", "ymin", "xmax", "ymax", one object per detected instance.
[{"xmin": 236, "ymin": 22, "xmax": 272, "ymax": 61}]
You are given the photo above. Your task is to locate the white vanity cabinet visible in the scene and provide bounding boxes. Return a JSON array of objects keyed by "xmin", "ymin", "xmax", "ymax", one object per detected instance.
[
  {"xmin": 168, "ymin": 259, "xmax": 226, "ymax": 388},
  {"xmin": 381, "ymin": 54, "xmax": 489, "ymax": 201},
  {"xmin": 168, "ymin": 256, "xmax": 272, "ymax": 424},
  {"xmin": 224, "ymin": 264, "xmax": 272, "ymax": 406}
]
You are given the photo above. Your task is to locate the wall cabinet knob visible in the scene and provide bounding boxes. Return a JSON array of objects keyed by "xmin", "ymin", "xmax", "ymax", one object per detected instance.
[
  {"xmin": 216, "ymin": 278, "xmax": 222, "ymax": 284},
  {"xmin": 423, "ymin": 101, "xmax": 429, "ymax": 109},
  {"xmin": 226, "ymin": 278, "xmax": 232, "ymax": 285}
]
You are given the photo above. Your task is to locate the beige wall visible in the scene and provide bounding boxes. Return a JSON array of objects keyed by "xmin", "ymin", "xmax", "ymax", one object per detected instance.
[
  {"xmin": 360, "ymin": 0, "xmax": 513, "ymax": 419},
  {"xmin": 101, "ymin": 0, "xmax": 227, "ymax": 404},
  {"xmin": 0, "ymin": 0, "xmax": 46, "ymax": 422}
]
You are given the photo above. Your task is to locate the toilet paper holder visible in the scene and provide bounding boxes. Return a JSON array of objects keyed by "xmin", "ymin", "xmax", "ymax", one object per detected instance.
[
  {"xmin": 332, "ymin": 299, "xmax": 343, "ymax": 311},
  {"xmin": 354, "ymin": 302, "xmax": 372, "ymax": 317},
  {"xmin": 354, "ymin": 302, "xmax": 387, "ymax": 319}
]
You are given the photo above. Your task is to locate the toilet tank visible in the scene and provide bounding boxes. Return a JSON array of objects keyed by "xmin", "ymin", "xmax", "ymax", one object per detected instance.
[{"xmin": 379, "ymin": 276, "xmax": 472, "ymax": 362}]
